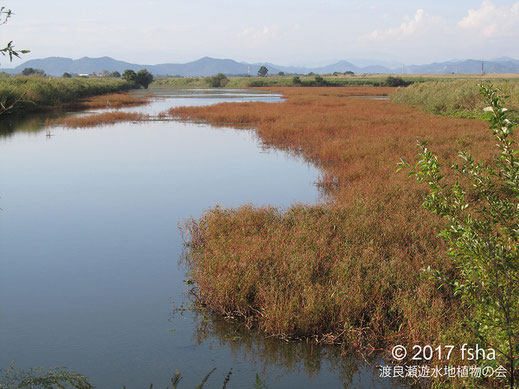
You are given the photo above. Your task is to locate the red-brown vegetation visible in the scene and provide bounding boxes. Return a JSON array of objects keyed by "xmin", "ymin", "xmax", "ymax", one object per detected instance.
[
  {"xmin": 172, "ymin": 87, "xmax": 494, "ymax": 358},
  {"xmin": 78, "ymin": 93, "xmax": 152, "ymax": 109},
  {"xmin": 46, "ymin": 111, "xmax": 149, "ymax": 128}
]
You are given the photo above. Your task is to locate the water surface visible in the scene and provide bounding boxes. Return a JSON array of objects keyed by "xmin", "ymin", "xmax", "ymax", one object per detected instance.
[{"xmin": 0, "ymin": 89, "xmax": 405, "ymax": 388}]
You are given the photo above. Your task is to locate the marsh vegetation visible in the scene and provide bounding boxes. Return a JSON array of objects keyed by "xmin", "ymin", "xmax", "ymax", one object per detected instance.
[
  {"xmin": 169, "ymin": 84, "xmax": 518, "ymax": 387},
  {"xmin": 0, "ymin": 75, "xmax": 134, "ymax": 115}
]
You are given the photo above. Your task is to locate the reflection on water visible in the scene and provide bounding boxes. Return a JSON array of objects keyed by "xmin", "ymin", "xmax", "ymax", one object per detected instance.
[
  {"xmin": 0, "ymin": 89, "xmax": 408, "ymax": 389},
  {"xmin": 191, "ymin": 312, "xmax": 404, "ymax": 389}
]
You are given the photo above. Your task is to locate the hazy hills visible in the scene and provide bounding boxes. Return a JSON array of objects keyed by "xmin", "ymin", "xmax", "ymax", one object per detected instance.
[{"xmin": 2, "ymin": 56, "xmax": 519, "ymax": 77}]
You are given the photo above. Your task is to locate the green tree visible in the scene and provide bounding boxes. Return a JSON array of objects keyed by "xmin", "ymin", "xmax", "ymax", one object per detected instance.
[
  {"xmin": 136, "ymin": 69, "xmax": 153, "ymax": 89},
  {"xmin": 399, "ymin": 85, "xmax": 519, "ymax": 388},
  {"xmin": 22, "ymin": 67, "xmax": 44, "ymax": 76},
  {"xmin": 122, "ymin": 69, "xmax": 137, "ymax": 83},
  {"xmin": 385, "ymin": 76, "xmax": 411, "ymax": 87},
  {"xmin": 207, "ymin": 73, "xmax": 229, "ymax": 87},
  {"xmin": 257, "ymin": 66, "xmax": 268, "ymax": 77},
  {"xmin": 62, "ymin": 72, "xmax": 72, "ymax": 78},
  {"xmin": 109, "ymin": 71, "xmax": 121, "ymax": 78},
  {"xmin": 314, "ymin": 75, "xmax": 327, "ymax": 86}
]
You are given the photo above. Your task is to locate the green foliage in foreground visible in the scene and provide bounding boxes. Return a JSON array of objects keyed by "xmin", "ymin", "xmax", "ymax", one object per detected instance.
[
  {"xmin": 0, "ymin": 76, "xmax": 133, "ymax": 115},
  {"xmin": 399, "ymin": 85, "xmax": 519, "ymax": 388},
  {"xmin": 2, "ymin": 363, "xmax": 268, "ymax": 389},
  {"xmin": 391, "ymin": 79, "xmax": 519, "ymax": 119},
  {"xmin": 0, "ymin": 363, "xmax": 93, "ymax": 389},
  {"xmin": 156, "ymin": 368, "xmax": 265, "ymax": 389},
  {"xmin": 0, "ymin": 7, "xmax": 29, "ymax": 63}
]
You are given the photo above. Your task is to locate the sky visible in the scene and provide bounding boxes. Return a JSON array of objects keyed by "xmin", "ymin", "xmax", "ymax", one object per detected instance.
[{"xmin": 1, "ymin": 0, "xmax": 518, "ymax": 68}]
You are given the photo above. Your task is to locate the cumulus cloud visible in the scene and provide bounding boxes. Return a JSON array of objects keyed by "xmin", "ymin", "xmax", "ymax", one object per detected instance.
[
  {"xmin": 458, "ymin": 1, "xmax": 519, "ymax": 38},
  {"xmin": 363, "ymin": 9, "xmax": 442, "ymax": 41}
]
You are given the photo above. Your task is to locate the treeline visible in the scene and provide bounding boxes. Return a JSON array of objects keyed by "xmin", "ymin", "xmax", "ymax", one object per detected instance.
[
  {"xmin": 154, "ymin": 75, "xmax": 415, "ymax": 89},
  {"xmin": 249, "ymin": 75, "xmax": 413, "ymax": 87}
]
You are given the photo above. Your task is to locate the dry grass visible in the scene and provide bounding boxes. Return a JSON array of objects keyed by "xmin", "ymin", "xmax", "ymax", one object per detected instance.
[
  {"xmin": 78, "ymin": 93, "xmax": 153, "ymax": 109},
  {"xmin": 46, "ymin": 111, "xmax": 149, "ymax": 128},
  {"xmin": 171, "ymin": 87, "xmax": 496, "ymax": 367}
]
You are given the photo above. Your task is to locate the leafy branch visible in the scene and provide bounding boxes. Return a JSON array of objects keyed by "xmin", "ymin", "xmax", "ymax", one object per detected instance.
[{"xmin": 398, "ymin": 84, "xmax": 519, "ymax": 388}]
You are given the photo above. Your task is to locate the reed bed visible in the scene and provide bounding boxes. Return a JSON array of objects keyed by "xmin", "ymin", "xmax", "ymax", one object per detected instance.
[
  {"xmin": 391, "ymin": 79, "xmax": 519, "ymax": 119},
  {"xmin": 46, "ymin": 111, "xmax": 149, "ymax": 128},
  {"xmin": 171, "ymin": 87, "xmax": 498, "ymax": 380},
  {"xmin": 78, "ymin": 93, "xmax": 152, "ymax": 109},
  {"xmin": 0, "ymin": 75, "xmax": 133, "ymax": 115}
]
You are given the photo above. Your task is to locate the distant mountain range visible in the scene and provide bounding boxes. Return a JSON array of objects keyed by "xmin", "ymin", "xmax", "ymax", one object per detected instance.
[{"xmin": 2, "ymin": 56, "xmax": 519, "ymax": 77}]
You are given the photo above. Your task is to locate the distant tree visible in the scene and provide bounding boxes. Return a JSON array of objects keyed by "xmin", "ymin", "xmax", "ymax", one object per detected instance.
[
  {"xmin": 122, "ymin": 69, "xmax": 137, "ymax": 83},
  {"xmin": 292, "ymin": 76, "xmax": 302, "ymax": 85},
  {"xmin": 278, "ymin": 71, "xmax": 285, "ymax": 76},
  {"xmin": 257, "ymin": 66, "xmax": 268, "ymax": 77},
  {"xmin": 385, "ymin": 76, "xmax": 411, "ymax": 87},
  {"xmin": 307, "ymin": 72, "xmax": 315, "ymax": 76},
  {"xmin": 344, "ymin": 70, "xmax": 355, "ymax": 75},
  {"xmin": 207, "ymin": 73, "xmax": 229, "ymax": 88},
  {"xmin": 314, "ymin": 75, "xmax": 327, "ymax": 86},
  {"xmin": 22, "ymin": 67, "xmax": 44, "ymax": 76},
  {"xmin": 136, "ymin": 69, "xmax": 153, "ymax": 89},
  {"xmin": 109, "ymin": 71, "xmax": 121, "ymax": 78},
  {"xmin": 99, "ymin": 70, "xmax": 110, "ymax": 78},
  {"xmin": 62, "ymin": 72, "xmax": 72, "ymax": 78}
]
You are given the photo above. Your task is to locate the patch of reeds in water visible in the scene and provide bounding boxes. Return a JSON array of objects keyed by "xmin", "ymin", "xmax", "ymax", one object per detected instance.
[
  {"xmin": 46, "ymin": 111, "xmax": 149, "ymax": 128},
  {"xmin": 77, "ymin": 93, "xmax": 153, "ymax": 109},
  {"xmin": 172, "ymin": 87, "xmax": 495, "ymax": 381}
]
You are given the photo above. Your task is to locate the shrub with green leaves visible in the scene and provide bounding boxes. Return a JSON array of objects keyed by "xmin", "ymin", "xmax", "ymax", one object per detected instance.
[
  {"xmin": 206, "ymin": 73, "xmax": 229, "ymax": 88},
  {"xmin": 399, "ymin": 85, "xmax": 519, "ymax": 388}
]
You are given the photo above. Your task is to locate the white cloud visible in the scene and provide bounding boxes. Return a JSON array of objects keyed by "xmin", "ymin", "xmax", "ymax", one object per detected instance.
[
  {"xmin": 363, "ymin": 9, "xmax": 441, "ymax": 41},
  {"xmin": 237, "ymin": 25, "xmax": 280, "ymax": 45},
  {"xmin": 458, "ymin": 1, "xmax": 519, "ymax": 38}
]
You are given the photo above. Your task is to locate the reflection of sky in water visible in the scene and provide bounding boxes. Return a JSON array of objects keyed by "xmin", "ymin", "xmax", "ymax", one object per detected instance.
[
  {"xmin": 91, "ymin": 87, "xmax": 284, "ymax": 116},
  {"xmin": 0, "ymin": 91, "xmax": 408, "ymax": 389}
]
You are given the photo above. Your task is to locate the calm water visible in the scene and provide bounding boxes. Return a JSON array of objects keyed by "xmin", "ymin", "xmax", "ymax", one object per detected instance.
[{"xmin": 0, "ymin": 88, "xmax": 406, "ymax": 388}]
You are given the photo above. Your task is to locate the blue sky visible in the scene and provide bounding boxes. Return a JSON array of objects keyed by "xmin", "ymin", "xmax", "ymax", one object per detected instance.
[{"xmin": 1, "ymin": 0, "xmax": 518, "ymax": 67}]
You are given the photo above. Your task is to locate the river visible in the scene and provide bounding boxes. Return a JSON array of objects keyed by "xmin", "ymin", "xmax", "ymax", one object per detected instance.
[{"xmin": 0, "ymin": 88, "xmax": 406, "ymax": 388}]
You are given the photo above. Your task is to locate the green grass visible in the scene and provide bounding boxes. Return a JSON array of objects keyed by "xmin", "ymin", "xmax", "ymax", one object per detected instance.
[
  {"xmin": 0, "ymin": 75, "xmax": 134, "ymax": 115},
  {"xmin": 153, "ymin": 73, "xmax": 519, "ymax": 90},
  {"xmin": 390, "ymin": 79, "xmax": 519, "ymax": 119},
  {"xmin": 153, "ymin": 75, "xmax": 424, "ymax": 89}
]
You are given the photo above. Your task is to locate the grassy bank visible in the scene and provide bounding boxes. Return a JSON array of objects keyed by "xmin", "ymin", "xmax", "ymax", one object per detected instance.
[
  {"xmin": 391, "ymin": 79, "xmax": 519, "ymax": 119},
  {"xmin": 0, "ymin": 75, "xmax": 134, "ymax": 115},
  {"xmin": 169, "ymin": 86, "xmax": 513, "ymax": 386}
]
